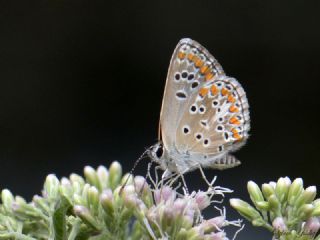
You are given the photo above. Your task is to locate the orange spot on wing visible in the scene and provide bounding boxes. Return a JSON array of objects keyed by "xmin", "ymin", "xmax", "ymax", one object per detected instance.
[
  {"xmin": 221, "ymin": 88, "xmax": 229, "ymax": 96},
  {"xmin": 229, "ymin": 116, "xmax": 240, "ymax": 125},
  {"xmin": 191, "ymin": 56, "xmax": 204, "ymax": 68},
  {"xmin": 178, "ymin": 51, "xmax": 186, "ymax": 60},
  {"xmin": 227, "ymin": 94, "xmax": 235, "ymax": 103},
  {"xmin": 229, "ymin": 105, "xmax": 239, "ymax": 113},
  {"xmin": 205, "ymin": 72, "xmax": 215, "ymax": 81},
  {"xmin": 187, "ymin": 53, "xmax": 194, "ymax": 61},
  {"xmin": 199, "ymin": 87, "xmax": 209, "ymax": 97},
  {"xmin": 200, "ymin": 65, "xmax": 210, "ymax": 74},
  {"xmin": 210, "ymin": 85, "xmax": 218, "ymax": 95},
  {"xmin": 231, "ymin": 128, "xmax": 241, "ymax": 140}
]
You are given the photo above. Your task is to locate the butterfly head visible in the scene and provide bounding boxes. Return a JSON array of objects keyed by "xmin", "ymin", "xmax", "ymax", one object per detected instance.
[{"xmin": 148, "ymin": 142, "xmax": 177, "ymax": 172}]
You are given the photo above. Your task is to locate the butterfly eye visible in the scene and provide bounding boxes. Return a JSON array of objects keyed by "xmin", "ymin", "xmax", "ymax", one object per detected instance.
[{"xmin": 155, "ymin": 145, "xmax": 164, "ymax": 158}]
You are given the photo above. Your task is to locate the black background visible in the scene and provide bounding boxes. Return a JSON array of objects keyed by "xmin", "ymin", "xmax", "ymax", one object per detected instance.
[{"xmin": 0, "ymin": 1, "xmax": 319, "ymax": 239}]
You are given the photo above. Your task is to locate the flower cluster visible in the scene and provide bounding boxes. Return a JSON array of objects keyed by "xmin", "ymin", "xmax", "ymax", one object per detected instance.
[
  {"xmin": 121, "ymin": 175, "xmax": 241, "ymax": 240},
  {"xmin": 0, "ymin": 161, "xmax": 239, "ymax": 240},
  {"xmin": 230, "ymin": 177, "xmax": 320, "ymax": 240}
]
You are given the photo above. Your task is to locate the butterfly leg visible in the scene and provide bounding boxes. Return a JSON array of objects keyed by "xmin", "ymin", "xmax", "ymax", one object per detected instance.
[{"xmin": 196, "ymin": 163, "xmax": 217, "ymax": 189}]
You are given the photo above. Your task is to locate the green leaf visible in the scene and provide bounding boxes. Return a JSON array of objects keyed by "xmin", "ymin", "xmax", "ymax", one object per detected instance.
[{"xmin": 53, "ymin": 195, "xmax": 72, "ymax": 240}]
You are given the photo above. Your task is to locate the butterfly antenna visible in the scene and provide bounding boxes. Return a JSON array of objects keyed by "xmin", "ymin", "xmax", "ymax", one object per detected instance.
[{"xmin": 120, "ymin": 146, "xmax": 153, "ymax": 194}]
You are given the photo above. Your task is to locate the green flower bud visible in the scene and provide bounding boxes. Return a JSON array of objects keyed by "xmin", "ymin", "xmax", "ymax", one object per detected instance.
[
  {"xmin": 100, "ymin": 189, "xmax": 114, "ymax": 216},
  {"xmin": 81, "ymin": 184, "xmax": 91, "ymax": 205},
  {"xmin": 255, "ymin": 201, "xmax": 270, "ymax": 211},
  {"xmin": 298, "ymin": 204, "xmax": 314, "ymax": 220},
  {"xmin": 248, "ymin": 181, "xmax": 265, "ymax": 203},
  {"xmin": 121, "ymin": 173, "xmax": 134, "ymax": 186},
  {"xmin": 275, "ymin": 177, "xmax": 290, "ymax": 203},
  {"xmin": 74, "ymin": 205, "xmax": 100, "ymax": 231},
  {"xmin": 230, "ymin": 198, "xmax": 262, "ymax": 221},
  {"xmin": 84, "ymin": 166, "xmax": 101, "ymax": 191},
  {"xmin": 97, "ymin": 165, "xmax": 109, "ymax": 190},
  {"xmin": 32, "ymin": 195, "xmax": 50, "ymax": 213},
  {"xmin": 312, "ymin": 203, "xmax": 320, "ymax": 217},
  {"xmin": 262, "ymin": 183, "xmax": 275, "ymax": 200},
  {"xmin": 73, "ymin": 193, "xmax": 83, "ymax": 205},
  {"xmin": 268, "ymin": 194, "xmax": 281, "ymax": 216},
  {"xmin": 288, "ymin": 178, "xmax": 303, "ymax": 205},
  {"xmin": 314, "ymin": 199, "xmax": 320, "ymax": 207},
  {"xmin": 70, "ymin": 173, "xmax": 85, "ymax": 187},
  {"xmin": 1, "ymin": 189, "xmax": 14, "ymax": 213},
  {"xmin": 109, "ymin": 161, "xmax": 122, "ymax": 189},
  {"xmin": 44, "ymin": 174, "xmax": 60, "ymax": 200},
  {"xmin": 176, "ymin": 228, "xmax": 189, "ymax": 240},
  {"xmin": 295, "ymin": 186, "xmax": 317, "ymax": 208},
  {"xmin": 87, "ymin": 186, "xmax": 100, "ymax": 214}
]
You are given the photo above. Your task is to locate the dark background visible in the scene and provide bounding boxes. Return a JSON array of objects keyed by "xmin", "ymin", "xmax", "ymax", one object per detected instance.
[{"xmin": 0, "ymin": 1, "xmax": 319, "ymax": 239}]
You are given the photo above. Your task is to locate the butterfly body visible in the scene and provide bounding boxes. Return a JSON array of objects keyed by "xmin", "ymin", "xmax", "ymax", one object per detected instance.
[{"xmin": 149, "ymin": 38, "xmax": 250, "ymax": 174}]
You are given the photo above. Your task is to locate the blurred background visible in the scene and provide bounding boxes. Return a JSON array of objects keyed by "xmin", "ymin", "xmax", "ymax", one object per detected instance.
[{"xmin": 0, "ymin": 1, "xmax": 319, "ymax": 239}]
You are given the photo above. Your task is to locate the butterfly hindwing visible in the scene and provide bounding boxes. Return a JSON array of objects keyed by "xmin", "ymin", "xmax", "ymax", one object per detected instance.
[{"xmin": 175, "ymin": 76, "xmax": 250, "ymax": 161}]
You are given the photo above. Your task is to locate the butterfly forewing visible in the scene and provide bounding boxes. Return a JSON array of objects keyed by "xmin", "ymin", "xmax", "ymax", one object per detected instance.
[{"xmin": 159, "ymin": 38, "xmax": 225, "ymax": 151}]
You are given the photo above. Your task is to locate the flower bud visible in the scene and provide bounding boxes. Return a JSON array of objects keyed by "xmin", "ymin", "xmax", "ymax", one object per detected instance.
[
  {"xmin": 1, "ymin": 189, "xmax": 14, "ymax": 213},
  {"xmin": 208, "ymin": 231, "xmax": 226, "ymax": 240},
  {"xmin": 295, "ymin": 186, "xmax": 317, "ymax": 208},
  {"xmin": 97, "ymin": 165, "xmax": 109, "ymax": 190},
  {"xmin": 173, "ymin": 198, "xmax": 187, "ymax": 215},
  {"xmin": 248, "ymin": 181, "xmax": 264, "ymax": 204},
  {"xmin": 195, "ymin": 191, "xmax": 210, "ymax": 210},
  {"xmin": 84, "ymin": 166, "xmax": 101, "ymax": 190},
  {"xmin": 288, "ymin": 178, "xmax": 303, "ymax": 205},
  {"xmin": 303, "ymin": 217, "xmax": 320, "ymax": 234},
  {"xmin": 154, "ymin": 186, "xmax": 176, "ymax": 204},
  {"xmin": 201, "ymin": 216, "xmax": 225, "ymax": 233},
  {"xmin": 109, "ymin": 161, "xmax": 122, "ymax": 189},
  {"xmin": 312, "ymin": 204, "xmax": 320, "ymax": 217},
  {"xmin": 262, "ymin": 183, "xmax": 275, "ymax": 200},
  {"xmin": 121, "ymin": 173, "xmax": 134, "ymax": 186},
  {"xmin": 230, "ymin": 198, "xmax": 262, "ymax": 221},
  {"xmin": 70, "ymin": 173, "xmax": 85, "ymax": 187},
  {"xmin": 268, "ymin": 194, "xmax": 281, "ymax": 214},
  {"xmin": 298, "ymin": 204, "xmax": 314, "ymax": 220},
  {"xmin": 134, "ymin": 176, "xmax": 148, "ymax": 194},
  {"xmin": 74, "ymin": 205, "xmax": 100, "ymax": 230},
  {"xmin": 275, "ymin": 177, "xmax": 290, "ymax": 203},
  {"xmin": 43, "ymin": 174, "xmax": 60, "ymax": 199},
  {"xmin": 100, "ymin": 189, "xmax": 114, "ymax": 215},
  {"xmin": 272, "ymin": 217, "xmax": 288, "ymax": 232},
  {"xmin": 87, "ymin": 186, "xmax": 99, "ymax": 213}
]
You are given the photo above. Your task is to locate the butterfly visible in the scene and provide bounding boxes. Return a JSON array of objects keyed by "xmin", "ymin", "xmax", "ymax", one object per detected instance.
[{"xmin": 148, "ymin": 38, "xmax": 250, "ymax": 175}]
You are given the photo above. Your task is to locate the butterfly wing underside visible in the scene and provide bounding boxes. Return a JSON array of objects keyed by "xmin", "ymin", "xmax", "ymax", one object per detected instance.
[
  {"xmin": 159, "ymin": 38, "xmax": 225, "ymax": 152},
  {"xmin": 175, "ymin": 76, "xmax": 250, "ymax": 169}
]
